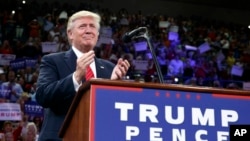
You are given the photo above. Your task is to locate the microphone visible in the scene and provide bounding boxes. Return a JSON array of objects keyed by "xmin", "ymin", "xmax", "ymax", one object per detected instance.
[
  {"xmin": 122, "ymin": 27, "xmax": 147, "ymax": 42},
  {"xmin": 123, "ymin": 27, "xmax": 165, "ymax": 83}
]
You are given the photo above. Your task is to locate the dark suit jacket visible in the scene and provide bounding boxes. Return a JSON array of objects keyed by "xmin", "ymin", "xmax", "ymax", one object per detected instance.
[{"xmin": 36, "ymin": 49, "xmax": 115, "ymax": 141}]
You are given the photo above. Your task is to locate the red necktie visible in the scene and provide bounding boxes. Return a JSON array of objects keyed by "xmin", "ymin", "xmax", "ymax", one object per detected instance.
[{"xmin": 85, "ymin": 66, "xmax": 94, "ymax": 80}]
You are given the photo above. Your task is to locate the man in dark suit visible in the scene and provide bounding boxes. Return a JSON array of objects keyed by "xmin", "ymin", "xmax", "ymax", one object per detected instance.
[{"xmin": 35, "ymin": 10, "xmax": 130, "ymax": 141}]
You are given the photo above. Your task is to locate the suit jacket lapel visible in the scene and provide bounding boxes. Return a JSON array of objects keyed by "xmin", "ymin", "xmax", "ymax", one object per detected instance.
[
  {"xmin": 95, "ymin": 58, "xmax": 106, "ymax": 78},
  {"xmin": 64, "ymin": 49, "xmax": 77, "ymax": 73}
]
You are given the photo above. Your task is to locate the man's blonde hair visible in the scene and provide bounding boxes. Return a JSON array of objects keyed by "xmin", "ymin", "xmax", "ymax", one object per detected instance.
[{"xmin": 67, "ymin": 10, "xmax": 101, "ymax": 32}]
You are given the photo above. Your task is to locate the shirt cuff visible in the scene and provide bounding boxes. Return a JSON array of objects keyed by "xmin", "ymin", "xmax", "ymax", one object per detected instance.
[{"xmin": 73, "ymin": 72, "xmax": 81, "ymax": 92}]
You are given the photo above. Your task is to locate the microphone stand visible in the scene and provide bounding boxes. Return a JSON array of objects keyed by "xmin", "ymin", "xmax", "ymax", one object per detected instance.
[{"xmin": 134, "ymin": 28, "xmax": 164, "ymax": 84}]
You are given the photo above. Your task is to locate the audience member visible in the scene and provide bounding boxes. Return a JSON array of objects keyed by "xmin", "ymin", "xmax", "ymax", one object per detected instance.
[
  {"xmin": 0, "ymin": 40, "xmax": 13, "ymax": 54},
  {"xmin": 0, "ymin": 132, "xmax": 5, "ymax": 141},
  {"xmin": 0, "ymin": 121, "xmax": 23, "ymax": 141},
  {"xmin": 0, "ymin": 71, "xmax": 23, "ymax": 102},
  {"xmin": 167, "ymin": 53, "xmax": 184, "ymax": 79},
  {"xmin": 22, "ymin": 122, "xmax": 38, "ymax": 141}
]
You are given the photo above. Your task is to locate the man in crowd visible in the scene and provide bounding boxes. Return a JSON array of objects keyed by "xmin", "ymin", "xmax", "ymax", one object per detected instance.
[{"xmin": 1, "ymin": 70, "xmax": 23, "ymax": 103}]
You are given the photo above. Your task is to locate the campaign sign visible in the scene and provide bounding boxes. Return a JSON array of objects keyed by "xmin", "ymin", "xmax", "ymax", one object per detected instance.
[
  {"xmin": 10, "ymin": 58, "xmax": 25, "ymax": 70},
  {"xmin": 133, "ymin": 60, "xmax": 148, "ymax": 71},
  {"xmin": 10, "ymin": 58, "xmax": 38, "ymax": 70},
  {"xmin": 89, "ymin": 85, "xmax": 250, "ymax": 141},
  {"xmin": 0, "ymin": 54, "xmax": 16, "ymax": 66},
  {"xmin": 24, "ymin": 101, "xmax": 44, "ymax": 117},
  {"xmin": 0, "ymin": 103, "xmax": 22, "ymax": 121}
]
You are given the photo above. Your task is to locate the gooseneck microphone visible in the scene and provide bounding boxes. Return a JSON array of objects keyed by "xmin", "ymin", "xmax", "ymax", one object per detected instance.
[
  {"xmin": 122, "ymin": 27, "xmax": 164, "ymax": 83},
  {"xmin": 122, "ymin": 27, "xmax": 147, "ymax": 43}
]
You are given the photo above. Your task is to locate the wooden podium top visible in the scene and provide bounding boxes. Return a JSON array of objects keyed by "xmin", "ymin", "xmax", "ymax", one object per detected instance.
[
  {"xmin": 59, "ymin": 79, "xmax": 250, "ymax": 138},
  {"xmin": 88, "ymin": 79, "xmax": 249, "ymax": 95}
]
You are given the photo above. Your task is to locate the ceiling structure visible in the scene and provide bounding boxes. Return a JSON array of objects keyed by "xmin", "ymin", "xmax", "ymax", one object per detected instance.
[
  {"xmin": 164, "ymin": 0, "xmax": 250, "ymax": 11},
  {"xmin": 2, "ymin": 0, "xmax": 249, "ymax": 12}
]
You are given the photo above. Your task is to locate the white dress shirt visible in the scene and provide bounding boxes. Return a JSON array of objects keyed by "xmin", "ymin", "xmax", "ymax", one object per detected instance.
[{"xmin": 72, "ymin": 46, "xmax": 96, "ymax": 91}]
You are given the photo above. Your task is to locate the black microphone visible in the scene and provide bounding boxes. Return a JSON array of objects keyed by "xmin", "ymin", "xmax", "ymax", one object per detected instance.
[{"xmin": 122, "ymin": 27, "xmax": 147, "ymax": 42}]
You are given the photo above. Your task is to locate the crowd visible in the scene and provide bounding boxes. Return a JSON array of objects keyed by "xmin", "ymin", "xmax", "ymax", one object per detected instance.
[{"xmin": 0, "ymin": 1, "xmax": 250, "ymax": 140}]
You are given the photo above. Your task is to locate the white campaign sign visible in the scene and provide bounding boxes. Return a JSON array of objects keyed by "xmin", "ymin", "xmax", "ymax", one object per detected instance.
[{"xmin": 0, "ymin": 103, "xmax": 22, "ymax": 121}]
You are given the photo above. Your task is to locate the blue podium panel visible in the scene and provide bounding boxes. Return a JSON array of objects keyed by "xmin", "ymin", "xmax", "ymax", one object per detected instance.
[{"xmin": 89, "ymin": 84, "xmax": 250, "ymax": 141}]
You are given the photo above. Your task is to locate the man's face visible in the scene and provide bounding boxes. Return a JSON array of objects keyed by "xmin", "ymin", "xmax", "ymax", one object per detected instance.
[
  {"xmin": 8, "ymin": 72, "xmax": 15, "ymax": 82},
  {"xmin": 68, "ymin": 16, "xmax": 99, "ymax": 53},
  {"xmin": 4, "ymin": 123, "xmax": 12, "ymax": 132}
]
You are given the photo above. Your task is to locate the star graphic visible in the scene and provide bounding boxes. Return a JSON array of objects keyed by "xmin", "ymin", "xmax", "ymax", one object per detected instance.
[
  {"xmin": 196, "ymin": 94, "xmax": 201, "ymax": 100},
  {"xmin": 176, "ymin": 93, "xmax": 181, "ymax": 99},
  {"xmin": 155, "ymin": 91, "xmax": 160, "ymax": 97},
  {"xmin": 186, "ymin": 93, "xmax": 191, "ymax": 99},
  {"xmin": 165, "ymin": 92, "xmax": 170, "ymax": 98}
]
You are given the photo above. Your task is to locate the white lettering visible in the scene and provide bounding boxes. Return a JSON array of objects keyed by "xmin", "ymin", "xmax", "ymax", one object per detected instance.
[
  {"xmin": 217, "ymin": 131, "xmax": 228, "ymax": 141},
  {"xmin": 234, "ymin": 129, "xmax": 247, "ymax": 136},
  {"xmin": 165, "ymin": 106, "xmax": 184, "ymax": 124},
  {"xmin": 140, "ymin": 104, "xmax": 158, "ymax": 123},
  {"xmin": 115, "ymin": 102, "xmax": 133, "ymax": 121},
  {"xmin": 192, "ymin": 108, "xmax": 215, "ymax": 126},
  {"xmin": 172, "ymin": 128, "xmax": 185, "ymax": 141},
  {"xmin": 126, "ymin": 126, "xmax": 139, "ymax": 140},
  {"xmin": 150, "ymin": 127, "xmax": 163, "ymax": 141},
  {"xmin": 221, "ymin": 110, "xmax": 238, "ymax": 127},
  {"xmin": 195, "ymin": 130, "xmax": 207, "ymax": 141},
  {"xmin": 234, "ymin": 129, "xmax": 241, "ymax": 136},
  {"xmin": 241, "ymin": 129, "xmax": 247, "ymax": 136}
]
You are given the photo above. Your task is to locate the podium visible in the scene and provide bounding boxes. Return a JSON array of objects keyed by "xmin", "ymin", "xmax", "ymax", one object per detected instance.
[{"xmin": 59, "ymin": 79, "xmax": 250, "ymax": 141}]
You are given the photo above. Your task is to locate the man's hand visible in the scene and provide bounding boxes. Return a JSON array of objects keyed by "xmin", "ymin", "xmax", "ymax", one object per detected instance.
[
  {"xmin": 74, "ymin": 50, "xmax": 95, "ymax": 83},
  {"xmin": 111, "ymin": 58, "xmax": 130, "ymax": 80}
]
